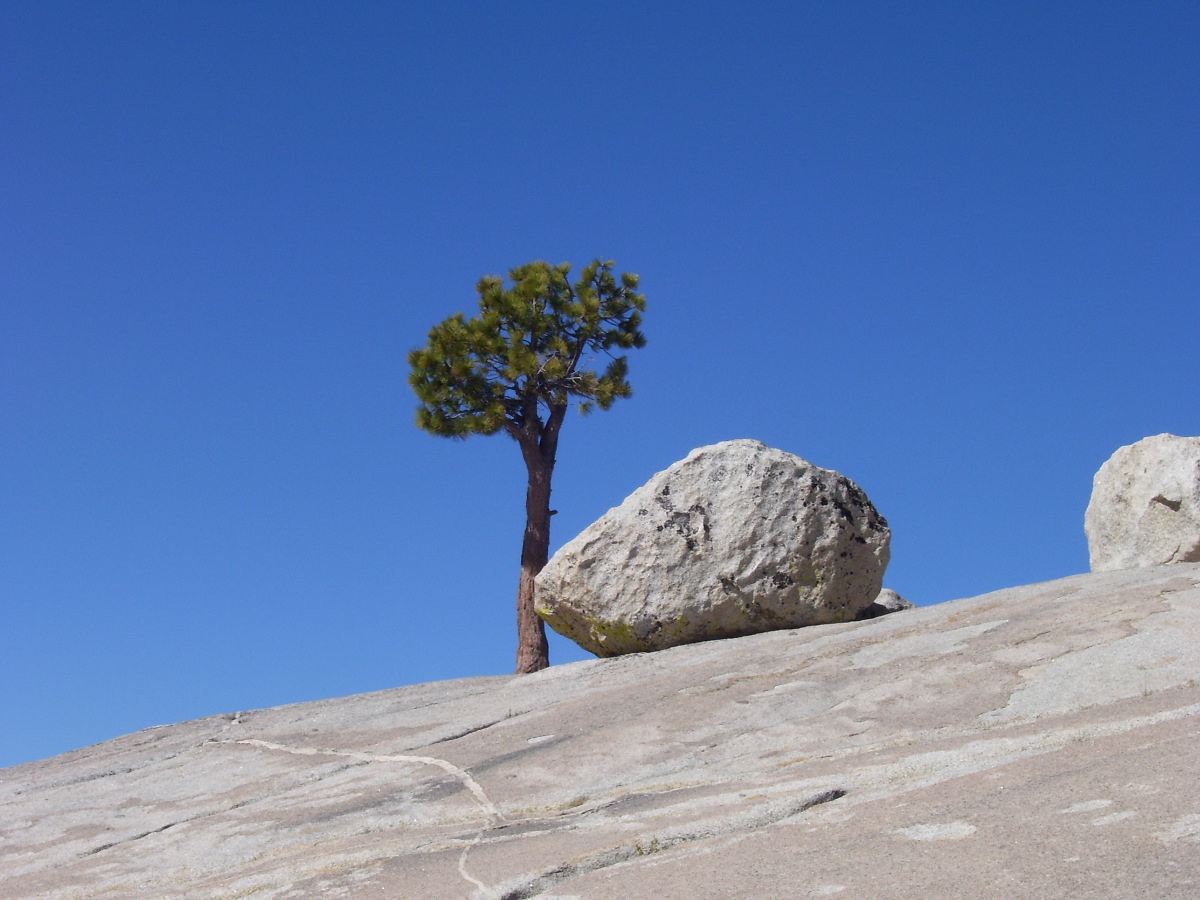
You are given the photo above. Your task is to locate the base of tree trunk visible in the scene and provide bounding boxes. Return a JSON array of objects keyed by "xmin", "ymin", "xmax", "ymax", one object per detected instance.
[{"xmin": 515, "ymin": 564, "xmax": 550, "ymax": 674}]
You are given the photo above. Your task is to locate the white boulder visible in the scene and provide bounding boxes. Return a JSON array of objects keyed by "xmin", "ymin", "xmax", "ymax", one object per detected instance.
[
  {"xmin": 856, "ymin": 588, "xmax": 915, "ymax": 619},
  {"xmin": 535, "ymin": 439, "xmax": 891, "ymax": 656},
  {"xmin": 1085, "ymin": 433, "xmax": 1200, "ymax": 571}
]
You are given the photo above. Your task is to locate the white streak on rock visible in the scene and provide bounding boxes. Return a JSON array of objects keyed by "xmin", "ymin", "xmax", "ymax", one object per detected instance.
[{"xmin": 231, "ymin": 738, "xmax": 503, "ymax": 898}]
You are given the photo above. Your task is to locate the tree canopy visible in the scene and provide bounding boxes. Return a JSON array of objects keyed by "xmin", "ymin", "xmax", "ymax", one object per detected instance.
[
  {"xmin": 408, "ymin": 258, "xmax": 646, "ymax": 673},
  {"xmin": 408, "ymin": 259, "xmax": 646, "ymax": 443}
]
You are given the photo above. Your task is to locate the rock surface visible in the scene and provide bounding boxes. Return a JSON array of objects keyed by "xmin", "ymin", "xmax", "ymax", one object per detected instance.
[
  {"xmin": 4, "ymin": 564, "xmax": 1200, "ymax": 900},
  {"xmin": 535, "ymin": 439, "xmax": 891, "ymax": 655},
  {"xmin": 1086, "ymin": 433, "xmax": 1200, "ymax": 571}
]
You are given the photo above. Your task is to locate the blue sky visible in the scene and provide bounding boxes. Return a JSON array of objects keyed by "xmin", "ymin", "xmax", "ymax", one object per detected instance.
[{"xmin": 2, "ymin": 1, "xmax": 1197, "ymax": 769}]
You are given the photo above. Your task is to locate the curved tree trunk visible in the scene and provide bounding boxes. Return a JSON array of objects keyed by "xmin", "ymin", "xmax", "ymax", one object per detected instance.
[{"xmin": 515, "ymin": 453, "xmax": 553, "ymax": 674}]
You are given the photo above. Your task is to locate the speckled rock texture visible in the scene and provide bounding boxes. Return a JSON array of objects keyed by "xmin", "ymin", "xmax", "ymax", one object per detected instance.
[
  {"xmin": 1086, "ymin": 433, "xmax": 1200, "ymax": 571},
  {"xmin": 535, "ymin": 439, "xmax": 891, "ymax": 656},
  {"xmin": 3, "ymin": 564, "xmax": 1200, "ymax": 900}
]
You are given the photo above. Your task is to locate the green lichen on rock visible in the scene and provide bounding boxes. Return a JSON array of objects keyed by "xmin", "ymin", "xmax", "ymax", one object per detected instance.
[
  {"xmin": 660, "ymin": 614, "xmax": 690, "ymax": 642},
  {"xmin": 584, "ymin": 616, "xmax": 645, "ymax": 656},
  {"xmin": 537, "ymin": 605, "xmax": 649, "ymax": 657}
]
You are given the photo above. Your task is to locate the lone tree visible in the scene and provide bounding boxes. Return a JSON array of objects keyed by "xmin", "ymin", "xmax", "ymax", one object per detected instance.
[{"xmin": 409, "ymin": 259, "xmax": 646, "ymax": 674}]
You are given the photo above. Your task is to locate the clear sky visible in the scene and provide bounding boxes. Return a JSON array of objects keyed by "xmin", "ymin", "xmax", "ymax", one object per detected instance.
[{"xmin": 2, "ymin": 2, "xmax": 1197, "ymax": 769}]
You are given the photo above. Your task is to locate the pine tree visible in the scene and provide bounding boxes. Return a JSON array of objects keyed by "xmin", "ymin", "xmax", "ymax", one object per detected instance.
[{"xmin": 408, "ymin": 259, "xmax": 646, "ymax": 673}]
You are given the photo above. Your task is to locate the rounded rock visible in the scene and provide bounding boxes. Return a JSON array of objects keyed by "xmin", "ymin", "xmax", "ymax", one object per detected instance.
[
  {"xmin": 535, "ymin": 439, "xmax": 891, "ymax": 656},
  {"xmin": 1085, "ymin": 433, "xmax": 1200, "ymax": 572}
]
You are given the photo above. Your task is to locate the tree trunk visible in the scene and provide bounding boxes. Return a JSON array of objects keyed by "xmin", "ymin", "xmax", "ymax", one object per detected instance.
[{"xmin": 514, "ymin": 450, "xmax": 553, "ymax": 674}]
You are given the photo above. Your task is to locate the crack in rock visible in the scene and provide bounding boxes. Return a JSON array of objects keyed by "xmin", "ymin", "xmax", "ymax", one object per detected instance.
[
  {"xmin": 485, "ymin": 788, "xmax": 847, "ymax": 900},
  {"xmin": 73, "ymin": 756, "xmax": 367, "ymax": 860},
  {"xmin": 83, "ymin": 818, "xmax": 185, "ymax": 856},
  {"xmin": 426, "ymin": 718, "xmax": 509, "ymax": 747}
]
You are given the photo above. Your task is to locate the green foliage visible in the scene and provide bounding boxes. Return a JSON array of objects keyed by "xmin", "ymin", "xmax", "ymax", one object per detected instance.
[{"xmin": 408, "ymin": 259, "xmax": 646, "ymax": 441}]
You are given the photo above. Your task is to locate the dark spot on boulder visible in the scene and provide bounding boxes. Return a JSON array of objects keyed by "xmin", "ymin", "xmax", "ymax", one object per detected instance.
[{"xmin": 844, "ymin": 482, "xmax": 868, "ymax": 508}]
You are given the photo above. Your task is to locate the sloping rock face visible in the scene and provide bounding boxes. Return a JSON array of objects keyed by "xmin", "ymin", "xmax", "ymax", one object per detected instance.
[
  {"xmin": 535, "ymin": 439, "xmax": 891, "ymax": 656},
  {"xmin": 1086, "ymin": 433, "xmax": 1200, "ymax": 571},
  {"xmin": 4, "ymin": 564, "xmax": 1200, "ymax": 900}
]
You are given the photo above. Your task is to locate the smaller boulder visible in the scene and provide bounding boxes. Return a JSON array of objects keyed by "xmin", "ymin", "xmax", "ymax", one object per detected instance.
[
  {"xmin": 856, "ymin": 588, "xmax": 915, "ymax": 620},
  {"xmin": 1085, "ymin": 433, "xmax": 1200, "ymax": 572}
]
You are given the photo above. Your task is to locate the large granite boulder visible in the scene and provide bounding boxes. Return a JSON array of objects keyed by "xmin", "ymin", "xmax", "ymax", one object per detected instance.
[
  {"xmin": 1085, "ymin": 433, "xmax": 1200, "ymax": 572},
  {"xmin": 535, "ymin": 439, "xmax": 890, "ymax": 656}
]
